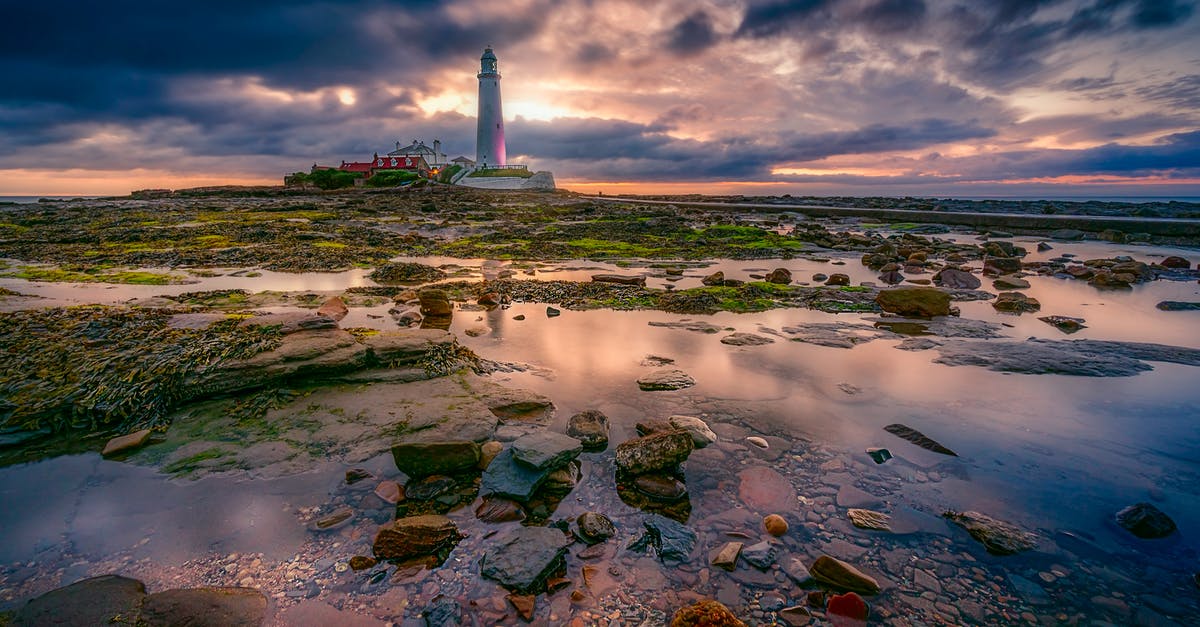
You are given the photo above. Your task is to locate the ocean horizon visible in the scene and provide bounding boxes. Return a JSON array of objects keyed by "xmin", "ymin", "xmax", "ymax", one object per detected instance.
[{"xmin": 3, "ymin": 194, "xmax": 1199, "ymax": 205}]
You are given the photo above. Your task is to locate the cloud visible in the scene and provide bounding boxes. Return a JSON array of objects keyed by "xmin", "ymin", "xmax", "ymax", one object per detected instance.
[{"xmin": 666, "ymin": 11, "xmax": 720, "ymax": 54}]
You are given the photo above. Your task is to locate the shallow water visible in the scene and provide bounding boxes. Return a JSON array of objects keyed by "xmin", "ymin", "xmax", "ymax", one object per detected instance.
[{"xmin": 2, "ymin": 240, "xmax": 1199, "ymax": 623}]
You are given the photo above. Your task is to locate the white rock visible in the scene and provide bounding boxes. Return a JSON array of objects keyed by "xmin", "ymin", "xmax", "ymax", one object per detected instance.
[{"xmin": 668, "ymin": 415, "xmax": 717, "ymax": 448}]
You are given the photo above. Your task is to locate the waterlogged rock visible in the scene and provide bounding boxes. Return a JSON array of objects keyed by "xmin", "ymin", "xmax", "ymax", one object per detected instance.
[
  {"xmin": 238, "ymin": 312, "xmax": 337, "ymax": 335},
  {"xmin": 874, "ymin": 288, "xmax": 951, "ymax": 317},
  {"xmin": 418, "ymin": 289, "xmax": 453, "ymax": 317},
  {"xmin": 711, "ymin": 542, "xmax": 743, "ymax": 571},
  {"xmin": 1115, "ymin": 502, "xmax": 1177, "ymax": 539},
  {"xmin": 140, "ymin": 587, "xmax": 268, "ymax": 627},
  {"xmin": 1160, "ymin": 255, "xmax": 1192, "ymax": 269},
  {"xmin": 720, "ymin": 332, "xmax": 774, "ymax": 346},
  {"xmin": 373, "ymin": 515, "xmax": 462, "ymax": 560},
  {"xmin": 637, "ymin": 369, "xmax": 696, "ymax": 391},
  {"xmin": 933, "ymin": 267, "xmax": 981, "ymax": 289},
  {"xmin": 475, "ymin": 496, "xmax": 526, "ymax": 523},
  {"xmin": 101, "ymin": 428, "xmax": 152, "ymax": 457},
  {"xmin": 992, "ymin": 275, "xmax": 1031, "ymax": 290},
  {"xmin": 866, "ymin": 448, "xmax": 892, "ymax": 464},
  {"xmin": 741, "ymin": 541, "xmax": 778, "ymax": 569},
  {"xmin": 883, "ymin": 423, "xmax": 957, "ymax": 456},
  {"xmin": 591, "ymin": 273, "xmax": 646, "ymax": 286},
  {"xmin": 566, "ymin": 409, "xmax": 610, "ymax": 449},
  {"xmin": 701, "ymin": 271, "xmax": 725, "ymax": 286},
  {"xmin": 827, "ymin": 592, "xmax": 870, "ymax": 625},
  {"xmin": 848, "ymin": 509, "xmax": 892, "ymax": 532},
  {"xmin": 405, "ymin": 475, "xmax": 457, "ymax": 501},
  {"xmin": 1039, "ymin": 315, "xmax": 1087, "ymax": 333},
  {"xmin": 391, "ymin": 441, "xmax": 480, "ymax": 478},
  {"xmin": 944, "ymin": 510, "xmax": 1037, "ymax": 555},
  {"xmin": 507, "ymin": 594, "xmax": 535, "ymax": 621},
  {"xmin": 510, "ymin": 432, "xmax": 582, "ymax": 470},
  {"xmin": 630, "ymin": 514, "xmax": 697, "ymax": 563},
  {"xmin": 480, "ymin": 448, "xmax": 552, "ymax": 501},
  {"xmin": 615, "ymin": 430, "xmax": 694, "ymax": 475},
  {"xmin": 576, "ymin": 511, "xmax": 616, "ymax": 543},
  {"xmin": 993, "ymin": 291, "xmax": 1041, "ymax": 313},
  {"xmin": 763, "ymin": 514, "xmax": 789, "ymax": 536},
  {"xmin": 15, "ymin": 574, "xmax": 146, "ymax": 626},
  {"xmin": 931, "ymin": 338, "xmax": 1200, "ymax": 376},
  {"xmin": 634, "ymin": 474, "xmax": 688, "ymax": 500},
  {"xmin": 810, "ymin": 555, "xmax": 881, "ymax": 595},
  {"xmin": 669, "ymin": 415, "xmax": 717, "ymax": 447},
  {"xmin": 738, "ymin": 466, "xmax": 796, "ymax": 511},
  {"xmin": 766, "ymin": 268, "xmax": 793, "ymax": 284},
  {"xmin": 317, "ymin": 296, "xmax": 349, "ymax": 321},
  {"xmin": 1156, "ymin": 301, "xmax": 1200, "ymax": 311},
  {"xmin": 670, "ymin": 600, "xmax": 746, "ymax": 627},
  {"xmin": 479, "ymin": 526, "xmax": 571, "ymax": 593}
]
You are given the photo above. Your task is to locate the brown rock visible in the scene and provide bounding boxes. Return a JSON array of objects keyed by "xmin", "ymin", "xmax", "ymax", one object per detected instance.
[
  {"xmin": 310, "ymin": 508, "xmax": 354, "ymax": 532},
  {"xmin": 809, "ymin": 555, "xmax": 881, "ymax": 595},
  {"xmin": 670, "ymin": 599, "xmax": 746, "ymax": 627},
  {"xmin": 475, "ymin": 496, "xmax": 527, "ymax": 523},
  {"xmin": 875, "ymin": 287, "xmax": 951, "ymax": 317},
  {"xmin": 372, "ymin": 514, "xmax": 462, "ymax": 560},
  {"xmin": 1161, "ymin": 255, "xmax": 1191, "ymax": 269},
  {"xmin": 615, "ymin": 430, "xmax": 694, "ymax": 475},
  {"xmin": 763, "ymin": 514, "xmax": 789, "ymax": 536},
  {"xmin": 101, "ymin": 429, "xmax": 152, "ymax": 457},
  {"xmin": 390, "ymin": 440, "xmax": 480, "ymax": 478},
  {"xmin": 141, "ymin": 587, "xmax": 267, "ymax": 627},
  {"xmin": 507, "ymin": 593, "xmax": 536, "ymax": 621},
  {"xmin": 711, "ymin": 542, "xmax": 742, "ymax": 571},
  {"xmin": 373, "ymin": 480, "xmax": 403, "ymax": 504},
  {"xmin": 765, "ymin": 268, "xmax": 792, "ymax": 284},
  {"xmin": 317, "ymin": 296, "xmax": 349, "ymax": 321},
  {"xmin": 992, "ymin": 291, "xmax": 1041, "ymax": 313},
  {"xmin": 479, "ymin": 440, "xmax": 503, "ymax": 469},
  {"xmin": 633, "ymin": 474, "xmax": 688, "ymax": 500},
  {"xmin": 943, "ymin": 510, "xmax": 1036, "ymax": 555},
  {"xmin": 737, "ymin": 467, "xmax": 796, "ymax": 511},
  {"xmin": 847, "ymin": 508, "xmax": 892, "ymax": 531},
  {"xmin": 14, "ymin": 575, "xmax": 146, "ymax": 626},
  {"xmin": 418, "ymin": 288, "xmax": 452, "ymax": 316},
  {"xmin": 701, "ymin": 271, "xmax": 725, "ymax": 286},
  {"xmin": 349, "ymin": 556, "xmax": 376, "ymax": 571},
  {"xmin": 825, "ymin": 273, "xmax": 850, "ymax": 286}
]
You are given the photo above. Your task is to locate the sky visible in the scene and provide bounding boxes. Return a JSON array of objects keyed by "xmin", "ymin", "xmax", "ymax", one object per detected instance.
[{"xmin": 1, "ymin": 0, "xmax": 1198, "ymax": 197}]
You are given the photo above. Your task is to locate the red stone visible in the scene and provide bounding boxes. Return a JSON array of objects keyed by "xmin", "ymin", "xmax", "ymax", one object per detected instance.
[{"xmin": 827, "ymin": 592, "xmax": 869, "ymax": 627}]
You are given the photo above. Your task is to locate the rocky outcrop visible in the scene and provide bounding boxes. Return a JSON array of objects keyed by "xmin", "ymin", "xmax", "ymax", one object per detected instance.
[
  {"xmin": 874, "ymin": 287, "xmax": 951, "ymax": 317},
  {"xmin": 670, "ymin": 600, "xmax": 746, "ymax": 627},
  {"xmin": 140, "ymin": 587, "xmax": 268, "ymax": 627}
]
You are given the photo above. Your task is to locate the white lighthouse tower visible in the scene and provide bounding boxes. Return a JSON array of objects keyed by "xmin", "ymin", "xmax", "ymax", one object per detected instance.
[{"xmin": 475, "ymin": 47, "xmax": 506, "ymax": 167}]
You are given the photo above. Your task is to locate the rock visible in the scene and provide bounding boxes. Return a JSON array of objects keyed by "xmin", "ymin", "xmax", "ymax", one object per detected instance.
[
  {"xmin": 15, "ymin": 574, "xmax": 146, "ymax": 626},
  {"xmin": 475, "ymin": 496, "xmax": 526, "ymax": 523},
  {"xmin": 512, "ymin": 314, "xmax": 525, "ymax": 321},
  {"xmin": 720, "ymin": 332, "xmax": 774, "ymax": 346},
  {"xmin": 422, "ymin": 597, "xmax": 463, "ymax": 627},
  {"xmin": 636, "ymin": 418, "xmax": 675, "ymax": 436},
  {"xmin": 479, "ymin": 441, "xmax": 503, "ymax": 469},
  {"xmin": 763, "ymin": 514, "xmax": 789, "ymax": 536},
  {"xmin": 701, "ymin": 271, "xmax": 725, "ymax": 286},
  {"xmin": 637, "ymin": 368, "xmax": 696, "ymax": 391},
  {"xmin": 545, "ymin": 306, "xmax": 560, "ymax": 317},
  {"xmin": 827, "ymin": 592, "xmax": 870, "ymax": 625},
  {"xmin": 809, "ymin": 555, "xmax": 881, "ymax": 595},
  {"xmin": 543, "ymin": 460, "xmax": 581, "ymax": 490},
  {"xmin": 405, "ymin": 475, "xmax": 457, "ymax": 501},
  {"xmin": 847, "ymin": 509, "xmax": 892, "ymax": 531},
  {"xmin": 576, "ymin": 511, "xmax": 616, "ymax": 543},
  {"xmin": 1037, "ymin": 242, "xmax": 1053, "ymax": 252},
  {"xmin": 477, "ymin": 292, "xmax": 500, "ymax": 307},
  {"xmin": 310, "ymin": 508, "xmax": 354, "ymax": 532},
  {"xmin": 140, "ymin": 587, "xmax": 267, "ymax": 627},
  {"xmin": 1156, "ymin": 301, "xmax": 1200, "ymax": 311},
  {"xmin": 592, "ymin": 273, "xmax": 646, "ymax": 286},
  {"xmin": 634, "ymin": 474, "xmax": 688, "ymax": 500},
  {"xmin": 1051, "ymin": 228, "xmax": 1085, "ymax": 240},
  {"xmin": 615, "ymin": 430, "xmax": 694, "ymax": 475},
  {"xmin": 825, "ymin": 273, "xmax": 850, "ymax": 286},
  {"xmin": 782, "ymin": 557, "xmax": 813, "ymax": 585},
  {"xmin": 317, "ymin": 296, "xmax": 349, "ymax": 321},
  {"xmin": 101, "ymin": 428, "xmax": 152, "ymax": 457},
  {"xmin": 373, "ymin": 515, "xmax": 462, "ymax": 560},
  {"xmin": 391, "ymin": 441, "xmax": 481, "ymax": 478},
  {"xmin": 993, "ymin": 291, "xmax": 1041, "ymax": 313},
  {"xmin": 566, "ymin": 409, "xmax": 610, "ymax": 449},
  {"xmin": 1090, "ymin": 270, "xmax": 1133, "ymax": 289},
  {"xmin": 1039, "ymin": 315, "xmax": 1087, "ymax": 333},
  {"xmin": 778, "ymin": 605, "xmax": 812, "ymax": 627},
  {"xmin": 1160, "ymin": 255, "xmax": 1191, "ymax": 269},
  {"xmin": 511, "ymin": 432, "xmax": 583, "ymax": 470},
  {"xmin": 668, "ymin": 415, "xmax": 717, "ymax": 448},
  {"xmin": 943, "ymin": 510, "xmax": 1037, "ymax": 555},
  {"xmin": 418, "ymin": 289, "xmax": 452, "ymax": 317},
  {"xmin": 630, "ymin": 514, "xmax": 697, "ymax": 562},
  {"xmin": 670, "ymin": 600, "xmax": 746, "ymax": 627},
  {"xmin": 746, "ymin": 436, "xmax": 768, "ymax": 449},
  {"xmin": 464, "ymin": 326, "xmax": 489, "ymax": 337},
  {"xmin": 345, "ymin": 468, "xmax": 372, "ymax": 484},
  {"xmin": 931, "ymin": 337, "xmax": 1200, "ymax": 376},
  {"xmin": 883, "ymin": 423, "xmax": 957, "ymax": 455},
  {"xmin": 507, "ymin": 593, "xmax": 536, "ymax": 621},
  {"xmin": 740, "ymin": 541, "xmax": 778, "ymax": 569},
  {"xmin": 1007, "ymin": 574, "xmax": 1051, "ymax": 605},
  {"xmin": 711, "ymin": 542, "xmax": 743, "ymax": 571},
  {"xmin": 349, "ymin": 556, "xmax": 377, "ymax": 571},
  {"xmin": 765, "ymin": 268, "xmax": 792, "ymax": 284},
  {"xmin": 992, "ymin": 275, "xmax": 1030, "ymax": 290},
  {"xmin": 737, "ymin": 466, "xmax": 796, "ymax": 511},
  {"xmin": 480, "ymin": 526, "xmax": 571, "ymax": 593},
  {"xmin": 865, "ymin": 448, "xmax": 892, "ymax": 464},
  {"xmin": 237, "ymin": 312, "xmax": 338, "ymax": 334},
  {"xmin": 983, "ymin": 256, "xmax": 1022, "ymax": 275},
  {"xmin": 1115, "ymin": 502, "xmax": 1177, "ymax": 538},
  {"xmin": 480, "ymin": 448, "xmax": 553, "ymax": 502},
  {"xmin": 878, "ymin": 270, "xmax": 904, "ymax": 285},
  {"xmin": 374, "ymin": 480, "xmax": 403, "ymax": 504},
  {"xmin": 875, "ymin": 287, "xmax": 950, "ymax": 317}
]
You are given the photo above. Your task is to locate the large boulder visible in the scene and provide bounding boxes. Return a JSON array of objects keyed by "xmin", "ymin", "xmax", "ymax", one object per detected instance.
[
  {"xmin": 479, "ymin": 526, "xmax": 572, "ymax": 593},
  {"xmin": 390, "ymin": 441, "xmax": 480, "ymax": 478},
  {"xmin": 480, "ymin": 448, "xmax": 553, "ymax": 501},
  {"xmin": 566, "ymin": 409, "xmax": 610, "ymax": 449},
  {"xmin": 418, "ymin": 288, "xmax": 453, "ymax": 317},
  {"xmin": 615, "ymin": 430, "xmax": 694, "ymax": 475},
  {"xmin": 140, "ymin": 587, "xmax": 267, "ymax": 627},
  {"xmin": 15, "ymin": 575, "xmax": 146, "ymax": 626},
  {"xmin": 637, "ymin": 369, "xmax": 695, "ymax": 391},
  {"xmin": 372, "ymin": 515, "xmax": 462, "ymax": 560},
  {"xmin": 874, "ymin": 287, "xmax": 951, "ymax": 317},
  {"xmin": 1115, "ymin": 502, "xmax": 1177, "ymax": 539},
  {"xmin": 765, "ymin": 268, "xmax": 792, "ymax": 284},
  {"xmin": 992, "ymin": 292, "xmax": 1041, "ymax": 313},
  {"xmin": 510, "ymin": 432, "xmax": 583, "ymax": 470}
]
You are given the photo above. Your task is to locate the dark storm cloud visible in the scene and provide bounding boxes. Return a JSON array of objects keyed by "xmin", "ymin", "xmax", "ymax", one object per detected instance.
[
  {"xmin": 1131, "ymin": 0, "xmax": 1195, "ymax": 26},
  {"xmin": 667, "ymin": 11, "xmax": 720, "ymax": 54},
  {"xmin": 856, "ymin": 0, "xmax": 928, "ymax": 34},
  {"xmin": 735, "ymin": 0, "xmax": 833, "ymax": 38}
]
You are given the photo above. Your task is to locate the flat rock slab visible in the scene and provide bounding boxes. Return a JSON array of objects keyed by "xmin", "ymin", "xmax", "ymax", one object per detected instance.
[
  {"xmin": 629, "ymin": 514, "xmax": 697, "ymax": 563},
  {"xmin": 944, "ymin": 510, "xmax": 1037, "ymax": 555},
  {"xmin": 276, "ymin": 600, "xmax": 387, "ymax": 627},
  {"xmin": 372, "ymin": 515, "xmax": 462, "ymax": 560},
  {"xmin": 510, "ymin": 432, "xmax": 583, "ymax": 470},
  {"xmin": 810, "ymin": 555, "xmax": 881, "ymax": 595},
  {"xmin": 15, "ymin": 574, "xmax": 146, "ymax": 626},
  {"xmin": 140, "ymin": 587, "xmax": 267, "ymax": 627},
  {"xmin": 721, "ymin": 332, "xmax": 775, "ymax": 346},
  {"xmin": 637, "ymin": 368, "xmax": 696, "ymax": 391},
  {"xmin": 390, "ymin": 441, "xmax": 480, "ymax": 478},
  {"xmin": 648, "ymin": 320, "xmax": 724, "ymax": 334},
  {"xmin": 102, "ymin": 429, "xmax": 152, "ymax": 457},
  {"xmin": 480, "ymin": 526, "xmax": 571, "ymax": 593},
  {"xmin": 737, "ymin": 466, "xmax": 797, "ymax": 511},
  {"xmin": 591, "ymin": 273, "xmax": 646, "ymax": 286},
  {"xmin": 931, "ymin": 338, "xmax": 1200, "ymax": 377},
  {"xmin": 481, "ymin": 448, "xmax": 553, "ymax": 501},
  {"xmin": 237, "ymin": 312, "xmax": 337, "ymax": 334}
]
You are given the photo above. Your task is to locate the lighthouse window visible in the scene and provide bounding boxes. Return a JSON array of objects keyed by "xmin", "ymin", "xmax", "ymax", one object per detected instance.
[{"xmin": 496, "ymin": 123, "xmax": 501, "ymax": 128}]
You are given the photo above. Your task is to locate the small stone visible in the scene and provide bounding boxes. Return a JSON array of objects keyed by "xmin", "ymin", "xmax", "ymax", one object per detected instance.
[
  {"xmin": 670, "ymin": 600, "xmax": 746, "ymax": 627},
  {"xmin": 778, "ymin": 605, "xmax": 812, "ymax": 627},
  {"xmin": 507, "ymin": 593, "xmax": 536, "ymax": 621},
  {"xmin": 479, "ymin": 441, "xmax": 503, "ymax": 469},
  {"xmin": 546, "ymin": 306, "xmax": 561, "ymax": 317},
  {"xmin": 943, "ymin": 510, "xmax": 1037, "ymax": 555},
  {"xmin": 345, "ymin": 468, "xmax": 372, "ymax": 484},
  {"xmin": 740, "ymin": 541, "xmax": 777, "ymax": 569},
  {"xmin": 847, "ymin": 509, "xmax": 892, "ymax": 532},
  {"xmin": 746, "ymin": 436, "xmax": 768, "ymax": 449},
  {"xmin": 374, "ymin": 480, "xmax": 403, "ymax": 504},
  {"xmin": 668, "ymin": 415, "xmax": 717, "ymax": 448},
  {"xmin": 711, "ymin": 542, "xmax": 742, "ymax": 571},
  {"xmin": 809, "ymin": 555, "xmax": 881, "ymax": 595},
  {"xmin": 576, "ymin": 512, "xmax": 616, "ymax": 543},
  {"xmin": 317, "ymin": 296, "xmax": 349, "ymax": 321},
  {"xmin": 1115, "ymin": 502, "xmax": 1177, "ymax": 538},
  {"xmin": 475, "ymin": 496, "xmax": 526, "ymax": 523},
  {"xmin": 865, "ymin": 448, "xmax": 891, "ymax": 464},
  {"xmin": 349, "ymin": 556, "xmax": 376, "ymax": 571},
  {"xmin": 827, "ymin": 592, "xmax": 869, "ymax": 623},
  {"xmin": 101, "ymin": 429, "xmax": 152, "ymax": 457},
  {"xmin": 633, "ymin": 474, "xmax": 688, "ymax": 500},
  {"xmin": 405, "ymin": 475, "xmax": 457, "ymax": 501},
  {"xmin": 637, "ymin": 368, "xmax": 695, "ymax": 391},
  {"xmin": 513, "ymin": 314, "xmax": 526, "ymax": 320},
  {"xmin": 310, "ymin": 508, "xmax": 354, "ymax": 532},
  {"xmin": 566, "ymin": 409, "xmax": 610, "ymax": 450},
  {"xmin": 763, "ymin": 514, "xmax": 788, "ymax": 536}
]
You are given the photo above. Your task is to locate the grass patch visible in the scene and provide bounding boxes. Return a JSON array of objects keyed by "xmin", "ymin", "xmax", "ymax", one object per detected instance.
[
  {"xmin": 4, "ymin": 266, "xmax": 186, "ymax": 285},
  {"xmin": 163, "ymin": 447, "xmax": 231, "ymax": 475},
  {"xmin": 313, "ymin": 241, "xmax": 348, "ymax": 249},
  {"xmin": 467, "ymin": 168, "xmax": 534, "ymax": 178}
]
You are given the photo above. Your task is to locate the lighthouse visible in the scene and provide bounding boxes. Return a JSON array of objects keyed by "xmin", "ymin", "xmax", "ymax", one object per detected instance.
[{"xmin": 475, "ymin": 47, "xmax": 506, "ymax": 167}]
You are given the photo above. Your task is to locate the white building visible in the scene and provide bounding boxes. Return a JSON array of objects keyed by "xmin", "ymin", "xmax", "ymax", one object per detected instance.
[{"xmin": 389, "ymin": 140, "xmax": 446, "ymax": 168}]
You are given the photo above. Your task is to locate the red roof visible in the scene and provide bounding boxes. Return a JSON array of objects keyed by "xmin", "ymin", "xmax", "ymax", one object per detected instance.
[
  {"xmin": 372, "ymin": 156, "xmax": 425, "ymax": 170},
  {"xmin": 340, "ymin": 161, "xmax": 374, "ymax": 173}
]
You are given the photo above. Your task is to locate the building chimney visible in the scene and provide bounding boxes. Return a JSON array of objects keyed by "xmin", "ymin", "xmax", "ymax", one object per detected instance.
[{"xmin": 433, "ymin": 140, "xmax": 442, "ymax": 164}]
